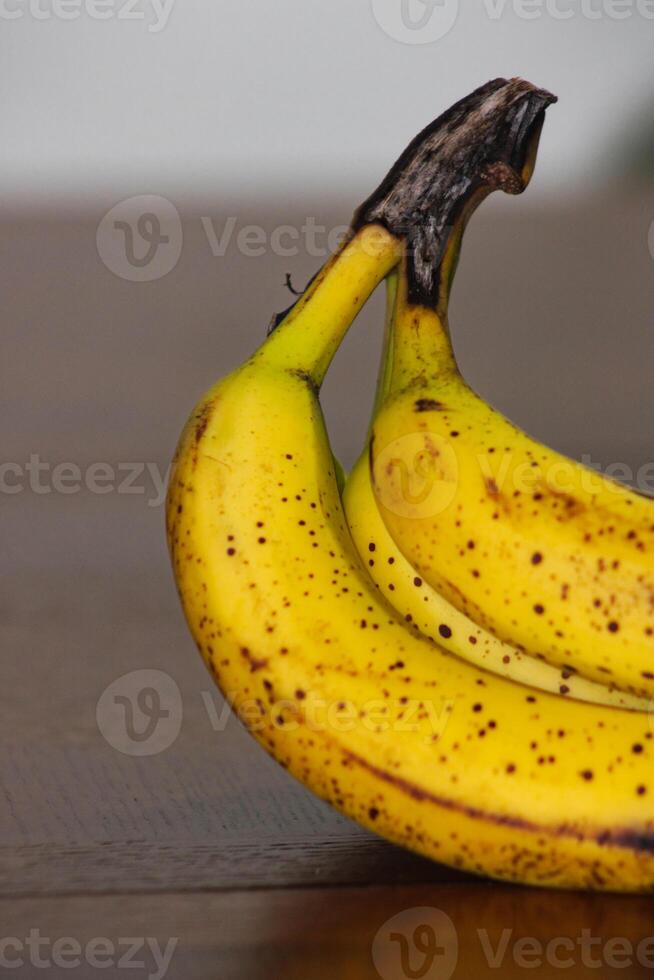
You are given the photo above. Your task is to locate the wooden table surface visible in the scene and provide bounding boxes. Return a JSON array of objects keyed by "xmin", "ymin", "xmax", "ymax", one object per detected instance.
[{"xmin": 3, "ymin": 198, "xmax": 654, "ymax": 978}]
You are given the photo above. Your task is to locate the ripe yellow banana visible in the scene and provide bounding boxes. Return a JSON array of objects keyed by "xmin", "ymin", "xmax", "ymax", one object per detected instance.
[
  {"xmin": 370, "ymin": 106, "xmax": 654, "ymax": 701},
  {"xmin": 168, "ymin": 79, "xmax": 654, "ymax": 891},
  {"xmin": 345, "ymin": 446, "xmax": 649, "ymax": 710},
  {"xmin": 345, "ymin": 271, "xmax": 648, "ymax": 709}
]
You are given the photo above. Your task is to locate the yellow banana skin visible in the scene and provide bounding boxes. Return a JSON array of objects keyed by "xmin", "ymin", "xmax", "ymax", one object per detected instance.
[
  {"xmin": 344, "ymin": 452, "xmax": 650, "ymax": 710},
  {"xmin": 347, "ymin": 270, "xmax": 650, "ymax": 711},
  {"xmin": 371, "ymin": 276, "xmax": 654, "ymax": 699},
  {"xmin": 168, "ymin": 224, "xmax": 654, "ymax": 892}
]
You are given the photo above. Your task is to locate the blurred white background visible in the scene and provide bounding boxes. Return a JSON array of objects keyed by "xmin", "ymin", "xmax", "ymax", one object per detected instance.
[{"xmin": 2, "ymin": 0, "xmax": 653, "ymax": 208}]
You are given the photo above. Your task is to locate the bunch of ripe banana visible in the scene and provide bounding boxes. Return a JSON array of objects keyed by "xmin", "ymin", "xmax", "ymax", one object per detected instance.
[{"xmin": 167, "ymin": 78, "xmax": 654, "ymax": 891}]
